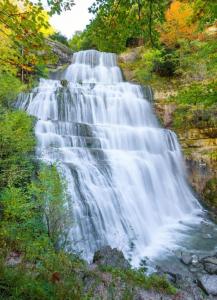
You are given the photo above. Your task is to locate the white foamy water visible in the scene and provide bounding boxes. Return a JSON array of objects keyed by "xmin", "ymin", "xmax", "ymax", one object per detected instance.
[{"xmin": 17, "ymin": 50, "xmax": 203, "ymax": 266}]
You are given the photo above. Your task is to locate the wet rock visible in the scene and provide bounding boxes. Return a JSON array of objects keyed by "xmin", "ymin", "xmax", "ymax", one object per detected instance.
[
  {"xmin": 46, "ymin": 39, "xmax": 72, "ymax": 66},
  {"xmin": 204, "ymin": 263, "xmax": 217, "ymax": 275},
  {"xmin": 202, "ymin": 256, "xmax": 217, "ymax": 275},
  {"xmin": 181, "ymin": 252, "xmax": 193, "ymax": 265},
  {"xmin": 156, "ymin": 263, "xmax": 205, "ymax": 299},
  {"xmin": 198, "ymin": 275, "xmax": 217, "ymax": 296},
  {"xmin": 61, "ymin": 79, "xmax": 68, "ymax": 87},
  {"xmin": 203, "ymin": 257, "xmax": 217, "ymax": 265},
  {"xmin": 93, "ymin": 246, "xmax": 130, "ymax": 269}
]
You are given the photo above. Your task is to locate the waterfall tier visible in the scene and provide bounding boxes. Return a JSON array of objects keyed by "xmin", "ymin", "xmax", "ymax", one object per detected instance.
[{"xmin": 17, "ymin": 50, "xmax": 202, "ymax": 265}]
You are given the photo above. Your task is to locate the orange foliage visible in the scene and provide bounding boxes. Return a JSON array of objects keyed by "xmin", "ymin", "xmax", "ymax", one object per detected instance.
[{"xmin": 159, "ymin": 0, "xmax": 198, "ymax": 48}]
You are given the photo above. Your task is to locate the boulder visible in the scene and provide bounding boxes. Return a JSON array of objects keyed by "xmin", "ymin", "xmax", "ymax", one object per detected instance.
[
  {"xmin": 202, "ymin": 256, "xmax": 217, "ymax": 275},
  {"xmin": 93, "ymin": 246, "xmax": 130, "ymax": 269},
  {"xmin": 202, "ymin": 256, "xmax": 217, "ymax": 265},
  {"xmin": 46, "ymin": 38, "xmax": 72, "ymax": 67},
  {"xmin": 204, "ymin": 263, "xmax": 217, "ymax": 274},
  {"xmin": 198, "ymin": 275, "xmax": 217, "ymax": 296},
  {"xmin": 61, "ymin": 79, "xmax": 68, "ymax": 87},
  {"xmin": 118, "ymin": 48, "xmax": 141, "ymax": 64},
  {"xmin": 181, "ymin": 252, "xmax": 193, "ymax": 265}
]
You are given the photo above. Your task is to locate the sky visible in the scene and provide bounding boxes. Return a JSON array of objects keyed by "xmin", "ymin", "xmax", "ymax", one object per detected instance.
[{"xmin": 50, "ymin": 0, "xmax": 94, "ymax": 39}]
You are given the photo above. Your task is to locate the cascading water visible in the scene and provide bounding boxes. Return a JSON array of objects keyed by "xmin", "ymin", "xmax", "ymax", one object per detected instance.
[{"xmin": 17, "ymin": 50, "xmax": 204, "ymax": 266}]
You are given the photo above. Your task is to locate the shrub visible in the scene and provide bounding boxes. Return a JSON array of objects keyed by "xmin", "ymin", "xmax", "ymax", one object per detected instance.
[
  {"xmin": 50, "ymin": 32, "xmax": 69, "ymax": 46},
  {"xmin": 203, "ymin": 177, "xmax": 217, "ymax": 209},
  {"xmin": 171, "ymin": 81, "xmax": 217, "ymax": 106},
  {"xmin": 29, "ymin": 164, "xmax": 71, "ymax": 252},
  {"xmin": 0, "ymin": 111, "xmax": 35, "ymax": 189},
  {"xmin": 0, "ymin": 72, "xmax": 24, "ymax": 108}
]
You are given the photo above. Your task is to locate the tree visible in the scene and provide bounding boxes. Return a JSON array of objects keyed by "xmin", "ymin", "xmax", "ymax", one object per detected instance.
[
  {"xmin": 84, "ymin": 0, "xmax": 169, "ymax": 52},
  {"xmin": 159, "ymin": 0, "xmax": 198, "ymax": 48},
  {"xmin": 30, "ymin": 165, "xmax": 71, "ymax": 251},
  {"xmin": 0, "ymin": 0, "xmax": 59, "ymax": 81},
  {"xmin": 192, "ymin": 0, "xmax": 217, "ymax": 28},
  {"xmin": 69, "ymin": 31, "xmax": 85, "ymax": 52},
  {"xmin": 0, "ymin": 111, "xmax": 35, "ymax": 189},
  {"xmin": 50, "ymin": 32, "xmax": 69, "ymax": 46}
]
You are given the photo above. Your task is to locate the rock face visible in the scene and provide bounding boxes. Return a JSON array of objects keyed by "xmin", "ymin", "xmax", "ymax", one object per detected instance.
[
  {"xmin": 198, "ymin": 275, "xmax": 217, "ymax": 296},
  {"xmin": 46, "ymin": 39, "xmax": 72, "ymax": 67},
  {"xmin": 93, "ymin": 246, "xmax": 131, "ymax": 269},
  {"xmin": 181, "ymin": 252, "xmax": 194, "ymax": 265},
  {"xmin": 202, "ymin": 257, "xmax": 217, "ymax": 275},
  {"xmin": 176, "ymin": 252, "xmax": 217, "ymax": 297},
  {"xmin": 118, "ymin": 48, "xmax": 141, "ymax": 64}
]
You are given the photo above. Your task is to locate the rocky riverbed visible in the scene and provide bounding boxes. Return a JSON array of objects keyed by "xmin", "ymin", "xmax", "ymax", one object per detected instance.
[{"xmin": 85, "ymin": 246, "xmax": 217, "ymax": 299}]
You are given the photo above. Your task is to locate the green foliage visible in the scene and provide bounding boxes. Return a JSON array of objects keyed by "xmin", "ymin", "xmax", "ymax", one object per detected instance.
[
  {"xmin": 45, "ymin": 0, "xmax": 75, "ymax": 15},
  {"xmin": 124, "ymin": 47, "xmax": 178, "ymax": 85},
  {"xmin": 171, "ymin": 81, "xmax": 217, "ymax": 106},
  {"xmin": 0, "ymin": 105, "xmax": 83, "ymax": 299},
  {"xmin": 99, "ymin": 266, "xmax": 176, "ymax": 295},
  {"xmin": 0, "ymin": 252, "xmax": 84, "ymax": 300},
  {"xmin": 203, "ymin": 177, "xmax": 217, "ymax": 210},
  {"xmin": 0, "ymin": 162, "xmax": 71, "ymax": 258},
  {"xmin": 135, "ymin": 48, "xmax": 163, "ymax": 81},
  {"xmin": 192, "ymin": 0, "xmax": 217, "ymax": 28},
  {"xmin": 0, "ymin": 186, "xmax": 49, "ymax": 256},
  {"xmin": 122, "ymin": 36, "xmax": 217, "ymax": 92},
  {"xmin": 153, "ymin": 49, "xmax": 178, "ymax": 77},
  {"xmin": 172, "ymin": 104, "xmax": 217, "ymax": 131},
  {"xmin": 0, "ymin": 0, "xmax": 58, "ymax": 82},
  {"xmin": 85, "ymin": 0, "xmax": 169, "ymax": 52},
  {"xmin": 34, "ymin": 65, "xmax": 49, "ymax": 79},
  {"xmin": 69, "ymin": 31, "xmax": 87, "ymax": 52},
  {"xmin": 0, "ymin": 111, "xmax": 35, "ymax": 189},
  {"xmin": 175, "ymin": 39, "xmax": 217, "ymax": 80},
  {"xmin": 0, "ymin": 263, "xmax": 54, "ymax": 300},
  {"xmin": 0, "ymin": 72, "xmax": 24, "ymax": 108},
  {"xmin": 50, "ymin": 32, "xmax": 69, "ymax": 46},
  {"xmin": 29, "ymin": 165, "xmax": 71, "ymax": 251}
]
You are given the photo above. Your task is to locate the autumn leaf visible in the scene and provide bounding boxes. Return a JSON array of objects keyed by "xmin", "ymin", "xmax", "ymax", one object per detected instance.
[{"xmin": 159, "ymin": 0, "xmax": 198, "ymax": 48}]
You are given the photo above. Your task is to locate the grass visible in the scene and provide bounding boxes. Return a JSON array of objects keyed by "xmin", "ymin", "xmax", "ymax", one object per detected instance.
[{"xmin": 99, "ymin": 266, "xmax": 177, "ymax": 295}]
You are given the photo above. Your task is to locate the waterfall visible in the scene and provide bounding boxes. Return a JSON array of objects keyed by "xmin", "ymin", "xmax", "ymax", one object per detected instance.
[{"xmin": 17, "ymin": 50, "xmax": 202, "ymax": 266}]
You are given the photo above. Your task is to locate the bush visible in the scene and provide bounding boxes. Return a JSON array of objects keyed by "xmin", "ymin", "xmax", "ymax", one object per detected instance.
[
  {"xmin": 171, "ymin": 81, "xmax": 217, "ymax": 106},
  {"xmin": 50, "ymin": 32, "xmax": 69, "ymax": 46},
  {"xmin": 203, "ymin": 177, "xmax": 217, "ymax": 209},
  {"xmin": 0, "ymin": 253, "xmax": 84, "ymax": 300},
  {"xmin": 134, "ymin": 48, "xmax": 178, "ymax": 83},
  {"xmin": 29, "ymin": 164, "xmax": 71, "ymax": 252},
  {"xmin": 174, "ymin": 39, "xmax": 217, "ymax": 80},
  {"xmin": 0, "ymin": 111, "xmax": 35, "ymax": 189},
  {"xmin": 69, "ymin": 31, "xmax": 97, "ymax": 52},
  {"xmin": 153, "ymin": 49, "xmax": 178, "ymax": 77},
  {"xmin": 0, "ymin": 72, "xmax": 24, "ymax": 108}
]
